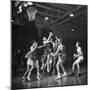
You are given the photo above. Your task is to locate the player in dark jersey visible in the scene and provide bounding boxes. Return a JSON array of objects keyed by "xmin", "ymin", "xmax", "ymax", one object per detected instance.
[
  {"xmin": 40, "ymin": 32, "xmax": 53, "ymax": 71},
  {"xmin": 50, "ymin": 39, "xmax": 59, "ymax": 75}
]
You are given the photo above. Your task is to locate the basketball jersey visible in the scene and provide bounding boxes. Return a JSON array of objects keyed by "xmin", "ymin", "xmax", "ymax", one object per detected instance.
[
  {"xmin": 60, "ymin": 45, "xmax": 66, "ymax": 56},
  {"xmin": 53, "ymin": 44, "xmax": 58, "ymax": 53},
  {"xmin": 59, "ymin": 45, "xmax": 67, "ymax": 62},
  {"xmin": 77, "ymin": 47, "xmax": 83, "ymax": 56}
]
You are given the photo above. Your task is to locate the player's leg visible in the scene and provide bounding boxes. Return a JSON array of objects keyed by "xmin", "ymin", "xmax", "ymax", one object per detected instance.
[
  {"xmin": 47, "ymin": 54, "xmax": 50, "ymax": 72},
  {"xmin": 56, "ymin": 57, "xmax": 62, "ymax": 79},
  {"xmin": 52, "ymin": 56, "xmax": 56, "ymax": 75},
  {"xmin": 36, "ymin": 60, "xmax": 40, "ymax": 80},
  {"xmin": 27, "ymin": 60, "xmax": 34, "ymax": 81},
  {"xmin": 60, "ymin": 56, "xmax": 67, "ymax": 77},
  {"xmin": 22, "ymin": 64, "xmax": 30, "ymax": 80},
  {"xmin": 41, "ymin": 55, "xmax": 46, "ymax": 70},
  {"xmin": 72, "ymin": 60, "xmax": 77, "ymax": 73}
]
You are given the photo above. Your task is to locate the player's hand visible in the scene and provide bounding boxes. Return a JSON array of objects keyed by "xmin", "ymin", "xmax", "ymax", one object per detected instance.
[
  {"xmin": 73, "ymin": 54, "xmax": 75, "ymax": 57},
  {"xmin": 73, "ymin": 54, "xmax": 77, "ymax": 58}
]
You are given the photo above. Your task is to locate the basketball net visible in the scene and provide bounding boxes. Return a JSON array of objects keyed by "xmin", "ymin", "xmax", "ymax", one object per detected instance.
[{"xmin": 26, "ymin": 7, "xmax": 37, "ymax": 21}]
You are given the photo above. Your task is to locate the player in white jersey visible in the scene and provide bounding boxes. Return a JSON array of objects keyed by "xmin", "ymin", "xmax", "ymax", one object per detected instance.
[
  {"xmin": 72, "ymin": 42, "xmax": 84, "ymax": 76},
  {"xmin": 52, "ymin": 38, "xmax": 67, "ymax": 79},
  {"xmin": 22, "ymin": 41, "xmax": 40, "ymax": 81}
]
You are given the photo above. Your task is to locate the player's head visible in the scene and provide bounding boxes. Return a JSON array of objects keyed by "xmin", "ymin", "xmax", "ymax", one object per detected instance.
[
  {"xmin": 49, "ymin": 32, "xmax": 53, "ymax": 35},
  {"xmin": 76, "ymin": 42, "xmax": 80, "ymax": 47},
  {"xmin": 55, "ymin": 40, "xmax": 58, "ymax": 44},
  {"xmin": 32, "ymin": 40, "xmax": 37, "ymax": 47},
  {"xmin": 43, "ymin": 37, "xmax": 47, "ymax": 41}
]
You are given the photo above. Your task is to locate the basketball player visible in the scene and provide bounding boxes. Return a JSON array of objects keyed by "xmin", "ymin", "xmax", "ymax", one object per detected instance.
[
  {"xmin": 72, "ymin": 42, "xmax": 84, "ymax": 76},
  {"xmin": 22, "ymin": 41, "xmax": 40, "ymax": 81},
  {"xmin": 40, "ymin": 32, "xmax": 53, "ymax": 70},
  {"xmin": 53, "ymin": 38, "xmax": 67, "ymax": 79},
  {"xmin": 50, "ymin": 39, "xmax": 59, "ymax": 75}
]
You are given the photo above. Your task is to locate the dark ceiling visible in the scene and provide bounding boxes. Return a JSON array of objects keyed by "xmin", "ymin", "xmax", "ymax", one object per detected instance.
[{"xmin": 12, "ymin": 1, "xmax": 87, "ymax": 30}]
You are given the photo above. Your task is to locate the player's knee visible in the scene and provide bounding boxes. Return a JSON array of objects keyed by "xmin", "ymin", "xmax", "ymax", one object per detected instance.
[{"xmin": 56, "ymin": 62, "xmax": 59, "ymax": 67}]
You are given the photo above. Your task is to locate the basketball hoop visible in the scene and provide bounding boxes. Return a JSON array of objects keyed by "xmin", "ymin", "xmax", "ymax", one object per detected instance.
[{"xmin": 27, "ymin": 7, "xmax": 37, "ymax": 21}]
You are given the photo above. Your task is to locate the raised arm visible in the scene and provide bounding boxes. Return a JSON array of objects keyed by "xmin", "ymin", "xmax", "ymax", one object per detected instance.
[
  {"xmin": 25, "ymin": 51, "xmax": 31, "ymax": 58},
  {"xmin": 47, "ymin": 32, "xmax": 53, "ymax": 41},
  {"xmin": 38, "ymin": 44, "xmax": 45, "ymax": 48},
  {"xmin": 32, "ymin": 42, "xmax": 37, "ymax": 51},
  {"xmin": 50, "ymin": 40, "xmax": 55, "ymax": 48},
  {"xmin": 55, "ymin": 36, "xmax": 60, "ymax": 43}
]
